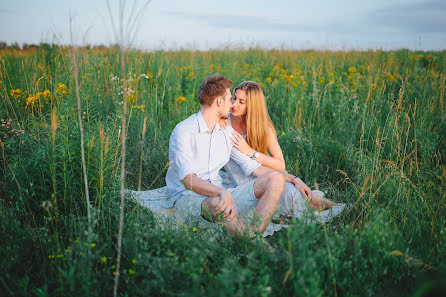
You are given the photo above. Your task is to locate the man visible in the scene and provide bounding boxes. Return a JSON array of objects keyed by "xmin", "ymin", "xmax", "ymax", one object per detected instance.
[{"xmin": 166, "ymin": 74, "xmax": 286, "ymax": 236}]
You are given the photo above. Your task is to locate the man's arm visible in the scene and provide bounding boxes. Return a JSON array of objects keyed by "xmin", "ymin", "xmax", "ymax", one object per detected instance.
[
  {"xmin": 229, "ymin": 145, "xmax": 261, "ymax": 176},
  {"xmin": 182, "ymin": 173, "xmax": 227, "ymax": 197}
]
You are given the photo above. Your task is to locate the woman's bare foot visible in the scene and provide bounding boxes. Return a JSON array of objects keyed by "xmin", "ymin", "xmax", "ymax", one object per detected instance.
[{"xmin": 309, "ymin": 193, "xmax": 334, "ymax": 211}]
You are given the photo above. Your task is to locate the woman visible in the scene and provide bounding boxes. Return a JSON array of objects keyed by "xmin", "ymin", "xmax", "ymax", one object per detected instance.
[{"xmin": 220, "ymin": 81, "xmax": 344, "ymax": 220}]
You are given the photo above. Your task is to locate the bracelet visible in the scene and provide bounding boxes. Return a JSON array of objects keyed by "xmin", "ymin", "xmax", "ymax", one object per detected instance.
[{"xmin": 291, "ymin": 175, "xmax": 300, "ymax": 184}]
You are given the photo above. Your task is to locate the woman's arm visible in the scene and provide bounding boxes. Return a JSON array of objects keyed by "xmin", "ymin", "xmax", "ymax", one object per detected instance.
[{"xmin": 230, "ymin": 126, "xmax": 286, "ymax": 172}]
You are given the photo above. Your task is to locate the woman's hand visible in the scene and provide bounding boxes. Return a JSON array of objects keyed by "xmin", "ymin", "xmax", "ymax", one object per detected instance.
[
  {"xmin": 219, "ymin": 119, "xmax": 229, "ymax": 129},
  {"xmin": 292, "ymin": 177, "xmax": 313, "ymax": 201},
  {"xmin": 231, "ymin": 131, "xmax": 255, "ymax": 157}
]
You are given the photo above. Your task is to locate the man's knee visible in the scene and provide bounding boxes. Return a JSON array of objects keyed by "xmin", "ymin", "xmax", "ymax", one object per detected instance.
[
  {"xmin": 268, "ymin": 171, "xmax": 286, "ymax": 190},
  {"xmin": 201, "ymin": 196, "xmax": 220, "ymax": 221}
]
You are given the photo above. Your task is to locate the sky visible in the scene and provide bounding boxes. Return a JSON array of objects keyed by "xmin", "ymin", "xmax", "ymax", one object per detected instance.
[{"xmin": 0, "ymin": 0, "xmax": 445, "ymax": 51}]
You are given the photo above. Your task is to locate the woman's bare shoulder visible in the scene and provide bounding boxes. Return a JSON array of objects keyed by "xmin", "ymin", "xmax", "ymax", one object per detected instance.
[{"xmin": 268, "ymin": 124, "xmax": 278, "ymax": 140}]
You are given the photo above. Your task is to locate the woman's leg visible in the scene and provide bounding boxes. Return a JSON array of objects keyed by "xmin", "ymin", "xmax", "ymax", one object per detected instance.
[
  {"xmin": 277, "ymin": 183, "xmax": 307, "ymax": 218},
  {"xmin": 277, "ymin": 183, "xmax": 335, "ymax": 217}
]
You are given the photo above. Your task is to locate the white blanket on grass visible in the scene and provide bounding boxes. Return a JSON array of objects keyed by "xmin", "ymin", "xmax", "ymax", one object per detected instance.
[
  {"xmin": 125, "ymin": 179, "xmax": 348, "ymax": 237},
  {"xmin": 125, "ymin": 186, "xmax": 288, "ymax": 237}
]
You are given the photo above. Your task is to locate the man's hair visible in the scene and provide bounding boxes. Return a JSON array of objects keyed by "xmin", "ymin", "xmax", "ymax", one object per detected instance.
[{"xmin": 197, "ymin": 74, "xmax": 232, "ymax": 106}]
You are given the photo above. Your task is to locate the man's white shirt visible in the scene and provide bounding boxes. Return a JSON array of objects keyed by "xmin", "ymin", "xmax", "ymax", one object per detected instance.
[{"xmin": 165, "ymin": 111, "xmax": 260, "ymax": 207}]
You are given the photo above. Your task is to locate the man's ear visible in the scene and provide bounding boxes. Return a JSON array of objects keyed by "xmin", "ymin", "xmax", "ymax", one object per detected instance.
[{"xmin": 216, "ymin": 96, "xmax": 223, "ymax": 106}]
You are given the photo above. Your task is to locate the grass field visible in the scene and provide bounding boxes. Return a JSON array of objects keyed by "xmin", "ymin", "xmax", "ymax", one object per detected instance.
[{"xmin": 0, "ymin": 44, "xmax": 445, "ymax": 296}]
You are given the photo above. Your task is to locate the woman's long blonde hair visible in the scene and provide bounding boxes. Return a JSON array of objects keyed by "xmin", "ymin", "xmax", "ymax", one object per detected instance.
[{"xmin": 234, "ymin": 81, "xmax": 274, "ymax": 154}]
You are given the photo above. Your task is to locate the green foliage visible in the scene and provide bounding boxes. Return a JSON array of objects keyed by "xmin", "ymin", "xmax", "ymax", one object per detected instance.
[{"xmin": 0, "ymin": 46, "xmax": 445, "ymax": 296}]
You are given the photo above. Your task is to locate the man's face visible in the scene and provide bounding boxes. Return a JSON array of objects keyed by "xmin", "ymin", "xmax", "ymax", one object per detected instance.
[{"xmin": 219, "ymin": 88, "xmax": 233, "ymax": 119}]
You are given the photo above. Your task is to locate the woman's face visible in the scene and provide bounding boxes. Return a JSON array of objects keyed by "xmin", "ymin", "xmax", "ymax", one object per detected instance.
[{"xmin": 231, "ymin": 89, "xmax": 248, "ymax": 117}]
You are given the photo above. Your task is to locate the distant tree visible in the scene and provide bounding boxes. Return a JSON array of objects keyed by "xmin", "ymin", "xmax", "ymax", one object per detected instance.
[
  {"xmin": 10, "ymin": 42, "xmax": 20, "ymax": 50},
  {"xmin": 22, "ymin": 43, "xmax": 38, "ymax": 50}
]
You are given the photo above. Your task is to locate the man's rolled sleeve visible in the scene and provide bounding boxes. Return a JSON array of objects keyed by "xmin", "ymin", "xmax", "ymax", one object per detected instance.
[
  {"xmin": 169, "ymin": 129, "xmax": 195, "ymax": 181},
  {"xmin": 230, "ymin": 146, "xmax": 261, "ymax": 176}
]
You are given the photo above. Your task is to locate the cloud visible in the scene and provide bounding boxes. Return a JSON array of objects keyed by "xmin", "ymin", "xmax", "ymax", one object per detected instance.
[
  {"xmin": 164, "ymin": 9, "xmax": 381, "ymax": 37},
  {"xmin": 0, "ymin": 9, "xmax": 14, "ymax": 14},
  {"xmin": 163, "ymin": 9, "xmax": 326, "ymax": 33},
  {"xmin": 165, "ymin": 1, "xmax": 446, "ymax": 37},
  {"xmin": 369, "ymin": 0, "xmax": 446, "ymax": 33}
]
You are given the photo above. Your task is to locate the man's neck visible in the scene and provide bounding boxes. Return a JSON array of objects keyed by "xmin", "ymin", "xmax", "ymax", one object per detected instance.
[{"xmin": 200, "ymin": 107, "xmax": 219, "ymax": 133}]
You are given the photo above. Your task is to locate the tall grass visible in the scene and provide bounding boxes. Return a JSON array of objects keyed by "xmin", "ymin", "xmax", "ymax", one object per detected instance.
[{"xmin": 0, "ymin": 45, "xmax": 445, "ymax": 296}]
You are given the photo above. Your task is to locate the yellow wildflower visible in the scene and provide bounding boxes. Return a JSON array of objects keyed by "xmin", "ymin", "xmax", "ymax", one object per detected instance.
[
  {"xmin": 429, "ymin": 71, "xmax": 438, "ymax": 78},
  {"xmin": 186, "ymin": 71, "xmax": 196, "ymax": 80},
  {"xmin": 281, "ymin": 132, "xmax": 286, "ymax": 136},
  {"xmin": 25, "ymin": 95, "xmax": 38, "ymax": 108},
  {"xmin": 192, "ymin": 227, "xmax": 197, "ymax": 232},
  {"xmin": 265, "ymin": 77, "xmax": 272, "ymax": 83},
  {"xmin": 370, "ymin": 83, "xmax": 377, "ymax": 90},
  {"xmin": 386, "ymin": 73, "xmax": 396, "ymax": 82},
  {"xmin": 101, "ymin": 256, "xmax": 107, "ymax": 263},
  {"xmin": 129, "ymin": 269, "xmax": 135, "ymax": 275},
  {"xmin": 56, "ymin": 83, "xmax": 69, "ymax": 95},
  {"xmin": 132, "ymin": 105, "xmax": 145, "ymax": 112},
  {"xmin": 348, "ymin": 67, "xmax": 357, "ymax": 73},
  {"xmin": 127, "ymin": 94, "xmax": 136, "ymax": 103},
  {"xmin": 10, "ymin": 88, "xmax": 24, "ymax": 99},
  {"xmin": 176, "ymin": 96, "xmax": 186, "ymax": 104},
  {"xmin": 91, "ymin": 243, "xmax": 96, "ymax": 248},
  {"xmin": 132, "ymin": 259, "xmax": 136, "ymax": 265}
]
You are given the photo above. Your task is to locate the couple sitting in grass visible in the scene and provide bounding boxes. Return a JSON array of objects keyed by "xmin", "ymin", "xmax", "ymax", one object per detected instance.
[{"xmin": 129, "ymin": 74, "xmax": 346, "ymax": 237}]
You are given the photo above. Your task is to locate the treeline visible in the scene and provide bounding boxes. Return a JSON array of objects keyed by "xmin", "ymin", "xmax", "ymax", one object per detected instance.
[{"xmin": 0, "ymin": 41, "xmax": 117, "ymax": 51}]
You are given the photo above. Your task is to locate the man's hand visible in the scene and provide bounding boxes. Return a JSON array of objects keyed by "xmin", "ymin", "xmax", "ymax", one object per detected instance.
[
  {"xmin": 215, "ymin": 189, "xmax": 237, "ymax": 222},
  {"xmin": 292, "ymin": 177, "xmax": 313, "ymax": 201}
]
